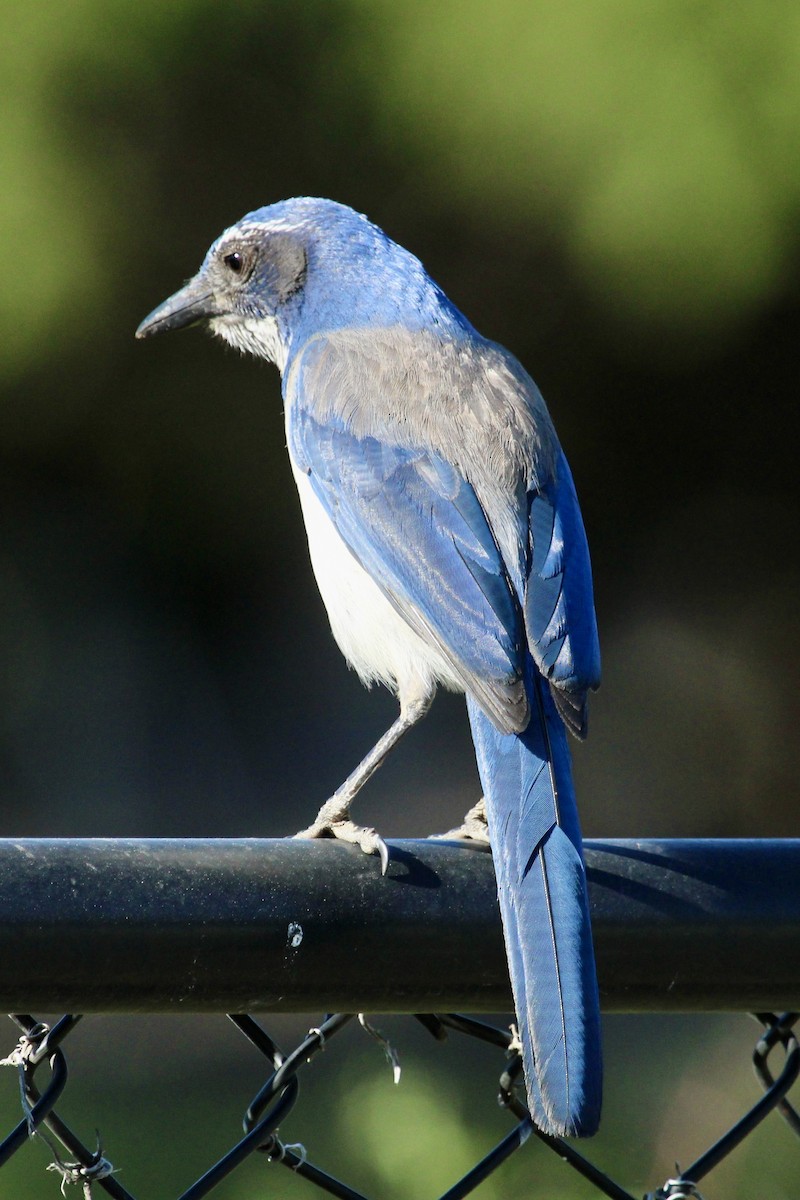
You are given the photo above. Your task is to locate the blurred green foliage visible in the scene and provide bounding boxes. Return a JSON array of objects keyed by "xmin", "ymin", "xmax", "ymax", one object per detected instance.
[
  {"xmin": 1, "ymin": 2, "xmax": 799, "ymax": 1197},
  {"xmin": 3, "ymin": 1, "xmax": 799, "ymax": 378},
  {"xmin": 371, "ymin": 2, "xmax": 800, "ymax": 342}
]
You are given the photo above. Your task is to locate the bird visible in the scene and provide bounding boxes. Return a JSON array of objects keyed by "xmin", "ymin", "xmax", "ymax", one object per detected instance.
[{"xmin": 136, "ymin": 197, "xmax": 602, "ymax": 1138}]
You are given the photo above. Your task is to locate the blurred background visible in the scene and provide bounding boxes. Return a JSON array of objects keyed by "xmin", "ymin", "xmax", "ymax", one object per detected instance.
[{"xmin": 1, "ymin": 2, "xmax": 799, "ymax": 1196}]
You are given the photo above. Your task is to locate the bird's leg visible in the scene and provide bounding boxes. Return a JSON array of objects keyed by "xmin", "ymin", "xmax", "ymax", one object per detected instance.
[
  {"xmin": 295, "ymin": 686, "xmax": 434, "ymax": 872},
  {"xmin": 430, "ymin": 796, "xmax": 491, "ymax": 845}
]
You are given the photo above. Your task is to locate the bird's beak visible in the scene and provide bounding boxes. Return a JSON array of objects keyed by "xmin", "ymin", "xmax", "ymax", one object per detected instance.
[{"xmin": 135, "ymin": 272, "xmax": 219, "ymax": 339}]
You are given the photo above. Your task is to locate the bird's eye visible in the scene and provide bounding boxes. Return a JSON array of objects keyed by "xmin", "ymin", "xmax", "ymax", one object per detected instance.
[{"xmin": 224, "ymin": 251, "xmax": 245, "ymax": 274}]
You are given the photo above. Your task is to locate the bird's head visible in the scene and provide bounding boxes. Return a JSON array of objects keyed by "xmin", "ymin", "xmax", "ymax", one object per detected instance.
[
  {"xmin": 135, "ymin": 198, "xmax": 434, "ymax": 372},
  {"xmin": 135, "ymin": 202, "xmax": 322, "ymax": 370}
]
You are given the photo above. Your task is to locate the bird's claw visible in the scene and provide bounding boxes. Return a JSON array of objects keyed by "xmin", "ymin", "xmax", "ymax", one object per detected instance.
[
  {"xmin": 295, "ymin": 818, "xmax": 390, "ymax": 874},
  {"xmin": 429, "ymin": 797, "xmax": 490, "ymax": 845}
]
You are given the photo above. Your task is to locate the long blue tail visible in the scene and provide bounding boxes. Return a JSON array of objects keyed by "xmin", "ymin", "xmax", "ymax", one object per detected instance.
[{"xmin": 467, "ymin": 676, "xmax": 602, "ymax": 1138}]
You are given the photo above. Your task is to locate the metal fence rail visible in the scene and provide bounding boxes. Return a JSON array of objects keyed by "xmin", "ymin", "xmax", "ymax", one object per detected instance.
[
  {"xmin": 1, "ymin": 838, "xmax": 799, "ymax": 1012},
  {"xmin": 2, "ymin": 838, "xmax": 799, "ymax": 1199}
]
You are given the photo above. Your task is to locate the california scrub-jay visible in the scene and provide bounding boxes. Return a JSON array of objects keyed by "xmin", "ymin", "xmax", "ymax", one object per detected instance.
[{"xmin": 136, "ymin": 198, "xmax": 602, "ymax": 1138}]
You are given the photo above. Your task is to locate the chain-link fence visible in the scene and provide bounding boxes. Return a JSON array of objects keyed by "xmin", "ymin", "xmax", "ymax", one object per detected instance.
[{"xmin": 2, "ymin": 838, "xmax": 799, "ymax": 1198}]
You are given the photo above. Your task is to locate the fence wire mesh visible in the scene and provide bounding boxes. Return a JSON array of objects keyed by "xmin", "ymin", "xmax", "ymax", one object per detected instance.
[{"xmin": 2, "ymin": 1009, "xmax": 798, "ymax": 1200}]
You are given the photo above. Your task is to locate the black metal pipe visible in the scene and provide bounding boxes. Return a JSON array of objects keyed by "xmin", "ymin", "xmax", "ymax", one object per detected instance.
[{"xmin": 0, "ymin": 838, "xmax": 798, "ymax": 1013}]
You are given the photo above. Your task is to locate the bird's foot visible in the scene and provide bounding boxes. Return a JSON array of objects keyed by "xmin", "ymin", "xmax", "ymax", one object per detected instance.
[
  {"xmin": 295, "ymin": 801, "xmax": 389, "ymax": 874},
  {"xmin": 429, "ymin": 797, "xmax": 490, "ymax": 845}
]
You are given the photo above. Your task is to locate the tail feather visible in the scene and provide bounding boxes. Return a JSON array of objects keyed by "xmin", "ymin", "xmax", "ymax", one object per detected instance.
[{"xmin": 467, "ymin": 677, "xmax": 602, "ymax": 1137}]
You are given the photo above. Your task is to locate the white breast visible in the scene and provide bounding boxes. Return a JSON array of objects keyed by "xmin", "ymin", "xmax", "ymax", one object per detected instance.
[{"xmin": 290, "ymin": 464, "xmax": 461, "ymax": 704}]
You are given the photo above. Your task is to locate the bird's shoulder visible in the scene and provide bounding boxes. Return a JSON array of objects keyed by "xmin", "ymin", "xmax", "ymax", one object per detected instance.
[{"xmin": 285, "ymin": 324, "xmax": 560, "ymax": 493}]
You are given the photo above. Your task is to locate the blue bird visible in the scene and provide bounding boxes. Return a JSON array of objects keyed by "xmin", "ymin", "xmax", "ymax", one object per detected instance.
[{"xmin": 136, "ymin": 198, "xmax": 602, "ymax": 1138}]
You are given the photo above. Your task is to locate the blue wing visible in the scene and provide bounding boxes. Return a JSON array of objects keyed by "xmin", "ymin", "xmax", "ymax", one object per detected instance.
[
  {"xmin": 526, "ymin": 451, "xmax": 600, "ymax": 737},
  {"xmin": 289, "ymin": 402, "xmax": 529, "ymax": 731}
]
